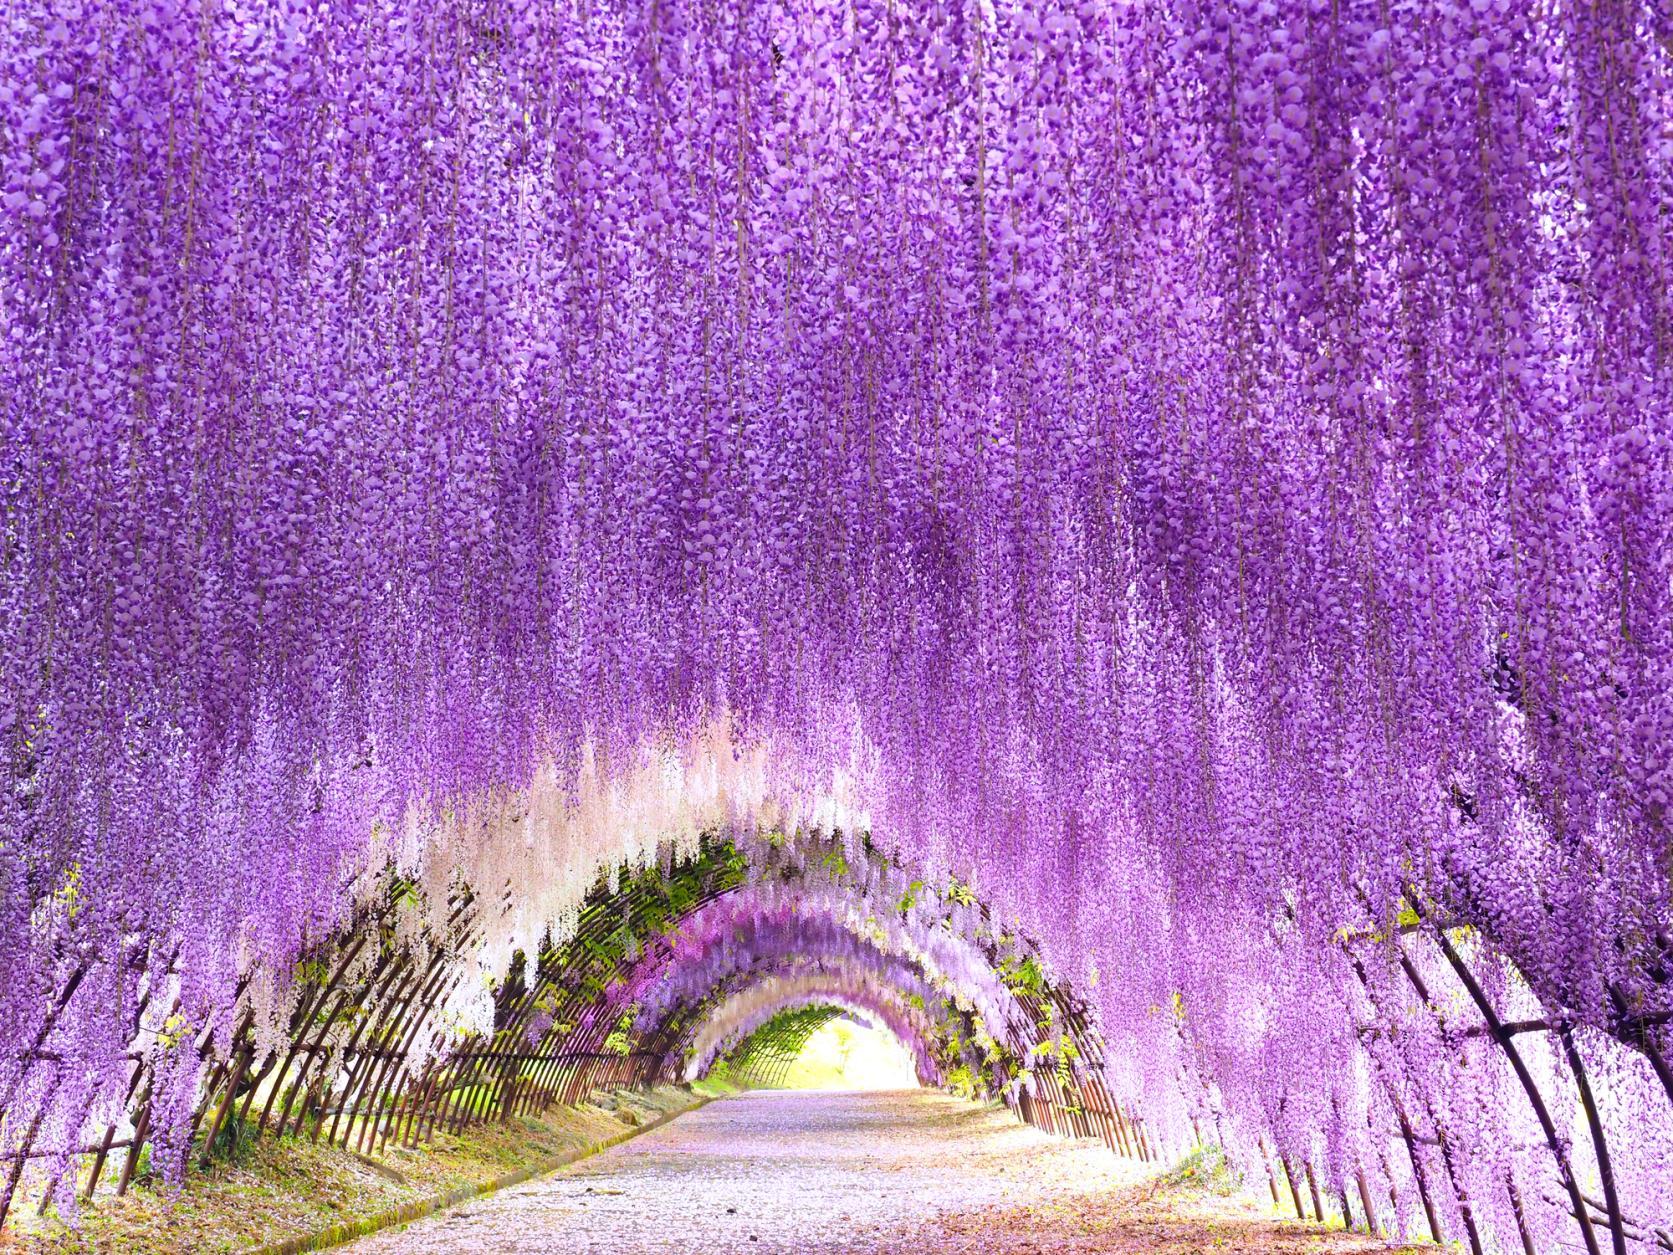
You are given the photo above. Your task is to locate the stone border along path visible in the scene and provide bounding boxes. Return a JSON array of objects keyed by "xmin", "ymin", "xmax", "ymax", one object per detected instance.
[{"xmin": 335, "ymin": 1089, "xmax": 1418, "ymax": 1254}]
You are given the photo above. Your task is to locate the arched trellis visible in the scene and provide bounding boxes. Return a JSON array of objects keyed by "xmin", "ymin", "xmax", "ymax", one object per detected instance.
[
  {"xmin": 601, "ymin": 903, "xmax": 988, "ymax": 1068},
  {"xmin": 646, "ymin": 957, "xmax": 952, "ymax": 1083},
  {"xmin": 0, "ymin": 832, "xmax": 1139, "ymax": 1226},
  {"xmin": 7, "ymin": 839, "xmax": 1673, "ymax": 1255},
  {"xmin": 0, "ymin": 853, "xmax": 729, "ymax": 1222},
  {"xmin": 572, "ymin": 847, "xmax": 1161, "ymax": 1158},
  {"xmin": 704, "ymin": 1000, "xmax": 926, "ymax": 1091},
  {"xmin": 1365, "ymin": 895, "xmax": 1665, "ymax": 1255},
  {"xmin": 679, "ymin": 978, "xmax": 941, "ymax": 1085}
]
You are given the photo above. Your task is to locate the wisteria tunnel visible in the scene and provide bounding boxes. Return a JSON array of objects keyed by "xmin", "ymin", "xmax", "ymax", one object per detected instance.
[{"xmin": 2, "ymin": 0, "xmax": 1671, "ymax": 1252}]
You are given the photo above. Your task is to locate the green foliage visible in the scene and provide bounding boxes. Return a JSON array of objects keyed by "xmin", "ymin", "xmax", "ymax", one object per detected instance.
[
  {"xmin": 1161, "ymin": 1144, "xmax": 1243, "ymax": 1196},
  {"xmin": 998, "ymin": 953, "xmax": 1047, "ymax": 1000},
  {"xmin": 52, "ymin": 864, "xmax": 83, "ymax": 920},
  {"xmin": 602, "ymin": 1007, "xmax": 636, "ymax": 1056},
  {"xmin": 391, "ymin": 878, "xmax": 422, "ymax": 915},
  {"xmin": 944, "ymin": 878, "xmax": 977, "ymax": 907},
  {"xmin": 536, "ymin": 835, "xmax": 748, "ymax": 1005},
  {"xmin": 206, "ymin": 1107, "xmax": 261, "ymax": 1165}
]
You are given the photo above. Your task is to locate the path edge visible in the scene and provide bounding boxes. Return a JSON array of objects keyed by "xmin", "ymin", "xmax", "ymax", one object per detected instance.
[{"xmin": 244, "ymin": 1094, "xmax": 715, "ymax": 1255}]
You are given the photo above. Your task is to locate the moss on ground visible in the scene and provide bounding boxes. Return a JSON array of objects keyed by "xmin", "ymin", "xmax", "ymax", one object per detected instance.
[{"xmin": 2, "ymin": 1087, "xmax": 699, "ymax": 1255}]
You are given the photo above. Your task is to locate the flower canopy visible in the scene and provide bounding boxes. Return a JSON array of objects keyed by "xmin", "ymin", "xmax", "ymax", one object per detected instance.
[{"xmin": 2, "ymin": 0, "xmax": 1671, "ymax": 1246}]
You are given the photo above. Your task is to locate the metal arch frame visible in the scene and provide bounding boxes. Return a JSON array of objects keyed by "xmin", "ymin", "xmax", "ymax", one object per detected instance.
[
  {"xmin": 630, "ymin": 830, "xmax": 1161, "ymax": 1158},
  {"xmin": 615, "ymin": 902, "xmax": 1156, "ymax": 1160},
  {"xmin": 601, "ymin": 894, "xmax": 1045, "ymax": 1100},
  {"xmin": 353, "ymin": 855, "xmax": 748, "ymax": 1148},
  {"xmin": 1236, "ymin": 892, "xmax": 1670, "ymax": 1255},
  {"xmin": 610, "ymin": 956, "xmax": 906, "ymax": 1081},
  {"xmin": 614, "ymin": 916, "xmax": 953, "ymax": 1056},
  {"xmin": 961, "ymin": 898, "xmax": 1158, "ymax": 1160},
  {"xmin": 15, "ymin": 843, "xmax": 1670, "ymax": 1253},
  {"xmin": 1, "ymin": 837, "xmax": 1159, "ymax": 1225},
  {"xmin": 1394, "ymin": 894, "xmax": 1635, "ymax": 1255}
]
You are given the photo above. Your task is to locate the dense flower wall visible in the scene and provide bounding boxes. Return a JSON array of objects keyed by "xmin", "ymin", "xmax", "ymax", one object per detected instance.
[
  {"xmin": 3, "ymin": 0, "xmax": 1671, "ymax": 1243},
  {"xmin": 606, "ymin": 882, "xmax": 1030, "ymax": 1087}
]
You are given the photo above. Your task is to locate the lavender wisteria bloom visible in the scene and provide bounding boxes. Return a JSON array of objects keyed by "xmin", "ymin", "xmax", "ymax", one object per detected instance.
[{"xmin": 1, "ymin": 0, "xmax": 1670, "ymax": 1245}]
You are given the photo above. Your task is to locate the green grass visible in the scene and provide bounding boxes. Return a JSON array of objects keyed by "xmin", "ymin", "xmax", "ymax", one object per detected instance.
[
  {"xmin": 690, "ymin": 1074, "xmax": 745, "ymax": 1098},
  {"xmin": 5, "ymin": 1087, "xmax": 700, "ymax": 1255}
]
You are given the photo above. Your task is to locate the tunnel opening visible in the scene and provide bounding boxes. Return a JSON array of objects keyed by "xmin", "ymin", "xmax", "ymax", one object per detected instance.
[
  {"xmin": 703, "ymin": 1005, "xmax": 921, "ymax": 1092},
  {"xmin": 0, "ymin": 826, "xmax": 1136, "ymax": 1221},
  {"xmin": 9, "ymin": 774, "xmax": 1673, "ymax": 1253},
  {"xmin": 11, "ymin": 808, "xmax": 1673, "ymax": 1252},
  {"xmin": 4, "ymin": 0, "xmax": 1673, "ymax": 1250}
]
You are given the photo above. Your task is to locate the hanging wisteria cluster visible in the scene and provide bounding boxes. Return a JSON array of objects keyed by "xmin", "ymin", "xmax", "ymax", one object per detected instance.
[
  {"xmin": 3, "ymin": 0, "xmax": 1672, "ymax": 1244},
  {"xmin": 604, "ymin": 873, "xmax": 1031, "ymax": 1089}
]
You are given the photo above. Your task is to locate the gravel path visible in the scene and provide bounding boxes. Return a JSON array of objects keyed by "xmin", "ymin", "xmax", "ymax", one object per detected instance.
[{"xmin": 341, "ymin": 1090, "xmax": 1408, "ymax": 1254}]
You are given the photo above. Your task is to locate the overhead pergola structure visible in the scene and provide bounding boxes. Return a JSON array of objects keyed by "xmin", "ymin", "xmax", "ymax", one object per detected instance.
[
  {"xmin": 8, "ymin": 828, "xmax": 1673, "ymax": 1255},
  {"xmin": 4, "ymin": 1, "xmax": 1673, "ymax": 1251},
  {"xmin": 0, "ymin": 832, "xmax": 1146, "ymax": 1227}
]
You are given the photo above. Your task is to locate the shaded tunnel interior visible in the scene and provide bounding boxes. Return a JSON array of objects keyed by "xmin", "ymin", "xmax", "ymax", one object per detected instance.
[
  {"xmin": 1, "ymin": 830, "xmax": 1144, "ymax": 1228},
  {"xmin": 9, "ymin": 825, "xmax": 1673, "ymax": 1255}
]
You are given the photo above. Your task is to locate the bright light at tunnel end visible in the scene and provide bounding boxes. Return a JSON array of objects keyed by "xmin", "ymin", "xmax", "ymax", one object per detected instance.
[{"xmin": 2, "ymin": 0, "xmax": 1671, "ymax": 1247}]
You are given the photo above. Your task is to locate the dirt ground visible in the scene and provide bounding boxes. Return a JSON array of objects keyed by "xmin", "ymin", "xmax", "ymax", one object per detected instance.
[{"xmin": 341, "ymin": 1089, "xmax": 1421, "ymax": 1254}]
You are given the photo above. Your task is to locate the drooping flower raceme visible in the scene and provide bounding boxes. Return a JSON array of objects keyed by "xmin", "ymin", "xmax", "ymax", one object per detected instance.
[{"xmin": 2, "ymin": 0, "xmax": 1670, "ymax": 1236}]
